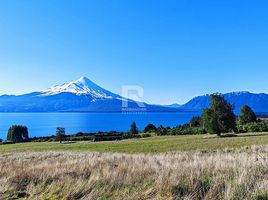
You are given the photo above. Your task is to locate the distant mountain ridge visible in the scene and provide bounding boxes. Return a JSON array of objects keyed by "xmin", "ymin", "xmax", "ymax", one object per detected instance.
[
  {"xmin": 1, "ymin": 78, "xmax": 268, "ymax": 113},
  {"xmin": 180, "ymin": 91, "xmax": 268, "ymax": 113},
  {"xmin": 0, "ymin": 77, "xmax": 177, "ymax": 112},
  {"xmin": 165, "ymin": 103, "xmax": 181, "ymax": 108}
]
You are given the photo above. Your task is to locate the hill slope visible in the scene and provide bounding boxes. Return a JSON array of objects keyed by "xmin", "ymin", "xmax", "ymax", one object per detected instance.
[
  {"xmin": 180, "ymin": 92, "xmax": 268, "ymax": 113},
  {"xmin": 0, "ymin": 77, "xmax": 177, "ymax": 112}
]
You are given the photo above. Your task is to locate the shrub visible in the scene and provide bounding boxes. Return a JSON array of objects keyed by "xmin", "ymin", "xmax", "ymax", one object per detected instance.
[
  {"xmin": 144, "ymin": 124, "xmax": 157, "ymax": 133},
  {"xmin": 170, "ymin": 126, "xmax": 206, "ymax": 135},
  {"xmin": 139, "ymin": 133, "xmax": 153, "ymax": 138},
  {"xmin": 74, "ymin": 132, "xmax": 84, "ymax": 137},
  {"xmin": 156, "ymin": 125, "xmax": 168, "ymax": 136},
  {"xmin": 255, "ymin": 193, "xmax": 268, "ymax": 200},
  {"xmin": 238, "ymin": 121, "xmax": 268, "ymax": 133}
]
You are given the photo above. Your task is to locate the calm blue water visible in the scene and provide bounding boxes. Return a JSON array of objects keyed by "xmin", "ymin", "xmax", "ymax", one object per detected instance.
[{"xmin": 0, "ymin": 112, "xmax": 200, "ymax": 140}]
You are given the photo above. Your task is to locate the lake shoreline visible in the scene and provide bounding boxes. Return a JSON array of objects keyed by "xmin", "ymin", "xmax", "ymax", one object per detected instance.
[{"xmin": 0, "ymin": 112, "xmax": 201, "ymax": 140}]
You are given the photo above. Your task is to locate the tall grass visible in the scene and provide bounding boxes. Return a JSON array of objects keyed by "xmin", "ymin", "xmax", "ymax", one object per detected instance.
[{"xmin": 1, "ymin": 146, "xmax": 268, "ymax": 199}]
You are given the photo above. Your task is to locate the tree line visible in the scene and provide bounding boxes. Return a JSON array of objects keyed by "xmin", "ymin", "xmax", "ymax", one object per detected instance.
[
  {"xmin": 1, "ymin": 93, "xmax": 268, "ymax": 144},
  {"xmin": 142, "ymin": 94, "xmax": 267, "ymax": 136}
]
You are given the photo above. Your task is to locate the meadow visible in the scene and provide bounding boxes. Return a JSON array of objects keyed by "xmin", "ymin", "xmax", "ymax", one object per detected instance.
[
  {"xmin": 1, "ymin": 132, "xmax": 268, "ymax": 154},
  {"xmin": 1, "ymin": 145, "xmax": 268, "ymax": 199},
  {"xmin": 2, "ymin": 133, "xmax": 268, "ymax": 199}
]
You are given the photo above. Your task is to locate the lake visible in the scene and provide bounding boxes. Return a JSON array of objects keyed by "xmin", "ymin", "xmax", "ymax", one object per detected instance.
[{"xmin": 0, "ymin": 112, "xmax": 200, "ymax": 139}]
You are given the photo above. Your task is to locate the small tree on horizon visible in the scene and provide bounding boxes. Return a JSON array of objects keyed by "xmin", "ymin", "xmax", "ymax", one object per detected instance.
[
  {"xmin": 130, "ymin": 122, "xmax": 138, "ymax": 135},
  {"xmin": 144, "ymin": 124, "xmax": 157, "ymax": 133},
  {"xmin": 156, "ymin": 125, "xmax": 168, "ymax": 136},
  {"xmin": 56, "ymin": 127, "xmax": 66, "ymax": 143},
  {"xmin": 238, "ymin": 105, "xmax": 257, "ymax": 125},
  {"xmin": 202, "ymin": 94, "xmax": 237, "ymax": 136},
  {"xmin": 7, "ymin": 125, "xmax": 29, "ymax": 143}
]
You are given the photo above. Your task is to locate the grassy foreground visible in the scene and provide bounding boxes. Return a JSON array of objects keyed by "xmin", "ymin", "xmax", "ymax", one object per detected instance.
[
  {"xmin": 2, "ymin": 133, "xmax": 268, "ymax": 199},
  {"xmin": 1, "ymin": 132, "xmax": 268, "ymax": 154},
  {"xmin": 1, "ymin": 147, "xmax": 268, "ymax": 199}
]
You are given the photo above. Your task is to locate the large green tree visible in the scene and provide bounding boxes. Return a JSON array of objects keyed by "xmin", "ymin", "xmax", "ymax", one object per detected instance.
[
  {"xmin": 7, "ymin": 125, "xmax": 29, "ymax": 143},
  {"xmin": 202, "ymin": 94, "xmax": 237, "ymax": 136},
  {"xmin": 238, "ymin": 105, "xmax": 257, "ymax": 125}
]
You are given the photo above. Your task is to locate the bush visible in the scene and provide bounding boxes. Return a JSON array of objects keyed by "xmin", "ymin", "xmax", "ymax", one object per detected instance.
[
  {"xmin": 74, "ymin": 132, "xmax": 84, "ymax": 137},
  {"xmin": 255, "ymin": 193, "xmax": 268, "ymax": 200},
  {"xmin": 156, "ymin": 125, "xmax": 168, "ymax": 136},
  {"xmin": 69, "ymin": 136, "xmax": 93, "ymax": 141},
  {"xmin": 238, "ymin": 121, "xmax": 268, "ymax": 133},
  {"xmin": 144, "ymin": 124, "xmax": 157, "ymax": 133},
  {"xmin": 170, "ymin": 126, "xmax": 207, "ymax": 135},
  {"xmin": 137, "ymin": 133, "xmax": 153, "ymax": 138}
]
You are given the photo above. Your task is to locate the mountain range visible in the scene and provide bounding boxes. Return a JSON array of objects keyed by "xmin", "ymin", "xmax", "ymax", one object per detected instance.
[
  {"xmin": 180, "ymin": 92, "xmax": 268, "ymax": 113},
  {"xmin": 0, "ymin": 77, "xmax": 267, "ymax": 113},
  {"xmin": 0, "ymin": 77, "xmax": 176, "ymax": 112}
]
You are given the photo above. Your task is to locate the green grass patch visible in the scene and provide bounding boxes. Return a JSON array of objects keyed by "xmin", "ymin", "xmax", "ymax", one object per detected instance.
[{"xmin": 1, "ymin": 132, "xmax": 268, "ymax": 154}]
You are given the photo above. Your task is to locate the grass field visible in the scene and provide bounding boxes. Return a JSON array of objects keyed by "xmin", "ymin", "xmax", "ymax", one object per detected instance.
[
  {"xmin": 2, "ymin": 133, "xmax": 268, "ymax": 199},
  {"xmin": 2, "ymin": 146, "xmax": 268, "ymax": 199},
  {"xmin": 1, "ymin": 132, "xmax": 268, "ymax": 154}
]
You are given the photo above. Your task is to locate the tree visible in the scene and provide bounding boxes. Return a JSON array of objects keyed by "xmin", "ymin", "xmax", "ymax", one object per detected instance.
[
  {"xmin": 202, "ymin": 94, "xmax": 237, "ymax": 136},
  {"xmin": 156, "ymin": 125, "xmax": 168, "ymax": 136},
  {"xmin": 189, "ymin": 116, "xmax": 202, "ymax": 127},
  {"xmin": 144, "ymin": 124, "xmax": 157, "ymax": 133},
  {"xmin": 7, "ymin": 125, "xmax": 29, "ymax": 143},
  {"xmin": 56, "ymin": 127, "xmax": 66, "ymax": 143},
  {"xmin": 130, "ymin": 122, "xmax": 138, "ymax": 135},
  {"xmin": 238, "ymin": 105, "xmax": 257, "ymax": 125}
]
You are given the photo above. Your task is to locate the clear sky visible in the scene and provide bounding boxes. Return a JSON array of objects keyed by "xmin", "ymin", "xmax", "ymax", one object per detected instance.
[{"xmin": 0, "ymin": 0, "xmax": 268, "ymax": 105}]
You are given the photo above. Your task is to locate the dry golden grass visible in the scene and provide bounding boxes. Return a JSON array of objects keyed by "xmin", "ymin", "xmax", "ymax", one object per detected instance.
[{"xmin": 1, "ymin": 146, "xmax": 268, "ymax": 199}]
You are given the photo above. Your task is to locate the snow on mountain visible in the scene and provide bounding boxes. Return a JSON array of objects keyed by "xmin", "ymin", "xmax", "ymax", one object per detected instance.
[
  {"xmin": 40, "ymin": 77, "xmax": 118, "ymax": 100},
  {"xmin": 0, "ymin": 77, "xmax": 178, "ymax": 112},
  {"xmin": 1, "ymin": 77, "xmax": 267, "ymax": 113}
]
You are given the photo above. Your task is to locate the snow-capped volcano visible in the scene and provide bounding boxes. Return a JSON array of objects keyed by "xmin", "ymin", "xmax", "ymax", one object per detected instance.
[
  {"xmin": 0, "ymin": 76, "xmax": 176, "ymax": 112},
  {"xmin": 40, "ymin": 77, "xmax": 119, "ymax": 99}
]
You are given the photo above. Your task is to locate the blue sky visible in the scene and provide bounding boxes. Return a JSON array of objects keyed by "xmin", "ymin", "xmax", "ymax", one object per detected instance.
[{"xmin": 0, "ymin": 0, "xmax": 268, "ymax": 104}]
